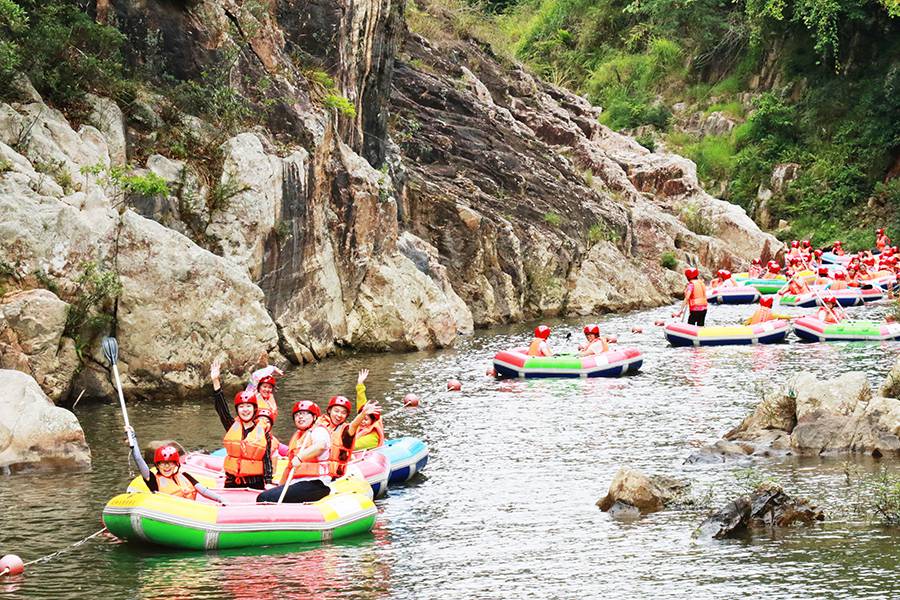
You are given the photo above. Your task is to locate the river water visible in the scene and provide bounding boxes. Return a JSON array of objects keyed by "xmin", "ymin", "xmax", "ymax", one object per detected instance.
[{"xmin": 1, "ymin": 301, "xmax": 899, "ymax": 599}]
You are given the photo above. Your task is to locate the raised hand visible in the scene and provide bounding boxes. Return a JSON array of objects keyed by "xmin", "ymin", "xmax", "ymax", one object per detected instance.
[
  {"xmin": 357, "ymin": 368, "xmax": 369, "ymax": 385},
  {"xmin": 210, "ymin": 359, "xmax": 221, "ymax": 388}
]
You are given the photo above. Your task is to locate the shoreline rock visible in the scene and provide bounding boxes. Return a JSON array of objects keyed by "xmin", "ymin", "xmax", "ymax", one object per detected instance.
[
  {"xmin": 695, "ymin": 483, "xmax": 824, "ymax": 539},
  {"xmin": 597, "ymin": 467, "xmax": 689, "ymax": 515},
  {"xmin": 0, "ymin": 369, "xmax": 91, "ymax": 473}
]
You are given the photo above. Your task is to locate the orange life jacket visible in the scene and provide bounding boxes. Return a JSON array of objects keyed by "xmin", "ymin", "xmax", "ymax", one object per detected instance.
[
  {"xmin": 688, "ymin": 281, "xmax": 707, "ymax": 310},
  {"xmin": 222, "ymin": 420, "xmax": 268, "ymax": 478},
  {"xmin": 788, "ymin": 280, "xmax": 809, "ymax": 294},
  {"xmin": 257, "ymin": 394, "xmax": 277, "ymax": 424},
  {"xmin": 327, "ymin": 422, "xmax": 355, "ymax": 479},
  {"xmin": 814, "ymin": 277, "xmax": 831, "ymax": 286},
  {"xmin": 748, "ymin": 307, "xmax": 772, "ymax": 325},
  {"xmin": 282, "ymin": 428, "xmax": 330, "ymax": 482},
  {"xmin": 154, "ymin": 471, "xmax": 197, "ymax": 500},
  {"xmin": 817, "ymin": 308, "xmax": 841, "ymax": 323},
  {"xmin": 355, "ymin": 418, "xmax": 385, "ymax": 449},
  {"xmin": 877, "ymin": 235, "xmax": 890, "ymax": 250},
  {"xmin": 526, "ymin": 338, "xmax": 545, "ymax": 357}
]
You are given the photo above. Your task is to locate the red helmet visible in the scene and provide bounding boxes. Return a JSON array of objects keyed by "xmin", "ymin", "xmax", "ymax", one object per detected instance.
[
  {"xmin": 824, "ymin": 295, "xmax": 838, "ymax": 304},
  {"xmin": 814, "ymin": 249, "xmax": 823, "ymax": 258},
  {"xmin": 834, "ymin": 240, "xmax": 842, "ymax": 246},
  {"xmin": 257, "ymin": 408, "xmax": 274, "ymax": 424},
  {"xmin": 583, "ymin": 324, "xmax": 601, "ymax": 336},
  {"xmin": 790, "ymin": 257, "xmax": 801, "ymax": 265},
  {"xmin": 258, "ymin": 375, "xmax": 277, "ymax": 389},
  {"xmin": 864, "ymin": 257, "xmax": 876, "ymax": 266},
  {"xmin": 234, "ymin": 390, "xmax": 258, "ymax": 407},
  {"xmin": 328, "ymin": 395, "xmax": 352, "ymax": 412},
  {"xmin": 791, "ymin": 240, "xmax": 799, "ymax": 248},
  {"xmin": 818, "ymin": 267, "xmax": 829, "ymax": 276},
  {"xmin": 768, "ymin": 263, "xmax": 781, "ymax": 273},
  {"xmin": 877, "ymin": 228, "xmax": 885, "ymax": 235},
  {"xmin": 751, "ymin": 259, "xmax": 761, "ymax": 266},
  {"xmin": 802, "ymin": 240, "xmax": 811, "ymax": 248},
  {"xmin": 292, "ymin": 400, "xmax": 321, "ymax": 418},
  {"xmin": 759, "ymin": 296, "xmax": 774, "ymax": 308},
  {"xmin": 153, "ymin": 445, "xmax": 181, "ymax": 464},
  {"xmin": 684, "ymin": 268, "xmax": 699, "ymax": 280},
  {"xmin": 534, "ymin": 325, "xmax": 551, "ymax": 339},
  {"xmin": 834, "ymin": 271, "xmax": 846, "ymax": 279}
]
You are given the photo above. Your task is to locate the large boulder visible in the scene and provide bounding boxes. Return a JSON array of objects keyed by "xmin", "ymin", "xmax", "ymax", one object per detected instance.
[
  {"xmin": 0, "ymin": 369, "xmax": 91, "ymax": 473},
  {"xmin": 0, "ymin": 289, "xmax": 79, "ymax": 402},
  {"xmin": 695, "ymin": 370, "xmax": 900, "ymax": 460},
  {"xmin": 696, "ymin": 483, "xmax": 824, "ymax": 539},
  {"xmin": 596, "ymin": 468, "xmax": 688, "ymax": 514}
]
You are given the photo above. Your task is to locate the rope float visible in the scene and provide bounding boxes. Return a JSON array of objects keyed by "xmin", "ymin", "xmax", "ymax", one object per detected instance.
[{"xmin": 0, "ymin": 527, "xmax": 107, "ymax": 578}]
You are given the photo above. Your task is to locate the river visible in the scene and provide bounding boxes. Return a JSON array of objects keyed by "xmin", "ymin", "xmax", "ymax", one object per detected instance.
[{"xmin": 1, "ymin": 301, "xmax": 899, "ymax": 599}]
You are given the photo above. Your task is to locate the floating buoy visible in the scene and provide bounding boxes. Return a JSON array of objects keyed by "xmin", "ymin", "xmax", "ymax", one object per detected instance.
[
  {"xmin": 0, "ymin": 554, "xmax": 24, "ymax": 577},
  {"xmin": 631, "ymin": 326, "xmax": 643, "ymax": 333},
  {"xmin": 654, "ymin": 319, "xmax": 665, "ymax": 326},
  {"xmin": 447, "ymin": 379, "xmax": 462, "ymax": 391},
  {"xmin": 402, "ymin": 393, "xmax": 420, "ymax": 407},
  {"xmin": 485, "ymin": 367, "xmax": 496, "ymax": 377},
  {"xmin": 607, "ymin": 336, "xmax": 618, "ymax": 343}
]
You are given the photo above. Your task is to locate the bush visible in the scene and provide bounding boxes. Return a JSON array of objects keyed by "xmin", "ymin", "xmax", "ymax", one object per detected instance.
[
  {"xmin": 679, "ymin": 202, "xmax": 714, "ymax": 235},
  {"xmin": 543, "ymin": 211, "xmax": 562, "ymax": 226},
  {"xmin": 63, "ymin": 261, "xmax": 122, "ymax": 349},
  {"xmin": 323, "ymin": 93, "xmax": 357, "ymax": 118},
  {"xmin": 660, "ymin": 250, "xmax": 678, "ymax": 269},
  {"xmin": 684, "ymin": 134, "xmax": 737, "ymax": 182},
  {"xmin": 635, "ymin": 132, "xmax": 656, "ymax": 151},
  {"xmin": 1, "ymin": 1, "xmax": 132, "ymax": 105}
]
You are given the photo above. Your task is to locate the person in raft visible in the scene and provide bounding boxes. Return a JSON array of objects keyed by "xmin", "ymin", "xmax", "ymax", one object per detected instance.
[
  {"xmin": 784, "ymin": 271, "xmax": 811, "ymax": 295},
  {"xmin": 829, "ymin": 271, "xmax": 849, "ymax": 290},
  {"xmin": 526, "ymin": 325, "xmax": 553, "ymax": 357},
  {"xmin": 761, "ymin": 261, "xmax": 782, "ymax": 280},
  {"xmin": 319, "ymin": 371, "xmax": 381, "ymax": 479},
  {"xmin": 832, "ymin": 240, "xmax": 845, "ymax": 256},
  {"xmin": 710, "ymin": 270, "xmax": 736, "ymax": 289},
  {"xmin": 579, "ymin": 324, "xmax": 609, "ymax": 355},
  {"xmin": 675, "ymin": 268, "xmax": 707, "ymax": 326},
  {"xmin": 814, "ymin": 266, "xmax": 832, "ymax": 286},
  {"xmin": 747, "ymin": 296, "xmax": 775, "ymax": 324},
  {"xmin": 124, "ymin": 426, "xmax": 226, "ymax": 504},
  {"xmin": 748, "ymin": 258, "xmax": 763, "ymax": 278},
  {"xmin": 210, "ymin": 360, "xmax": 273, "ymax": 490},
  {"xmin": 876, "ymin": 228, "xmax": 891, "ymax": 253},
  {"xmin": 255, "ymin": 400, "xmax": 333, "ymax": 504},
  {"xmin": 817, "ymin": 296, "xmax": 845, "ymax": 323},
  {"xmin": 354, "ymin": 368, "xmax": 385, "ymax": 451}
]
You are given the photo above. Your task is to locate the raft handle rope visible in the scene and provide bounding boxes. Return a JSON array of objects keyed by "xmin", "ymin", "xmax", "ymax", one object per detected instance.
[{"xmin": 0, "ymin": 527, "xmax": 107, "ymax": 577}]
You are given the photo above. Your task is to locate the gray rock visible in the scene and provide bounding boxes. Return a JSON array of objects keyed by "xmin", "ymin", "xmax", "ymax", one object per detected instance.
[{"xmin": 597, "ymin": 468, "xmax": 689, "ymax": 514}]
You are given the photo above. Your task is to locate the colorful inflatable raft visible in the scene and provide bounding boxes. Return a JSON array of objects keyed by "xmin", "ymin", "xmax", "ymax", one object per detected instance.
[
  {"xmin": 778, "ymin": 287, "xmax": 883, "ymax": 307},
  {"xmin": 734, "ymin": 278, "xmax": 788, "ymax": 294},
  {"xmin": 664, "ymin": 319, "xmax": 791, "ymax": 347},
  {"xmin": 821, "ymin": 251, "xmax": 852, "ymax": 265},
  {"xmin": 793, "ymin": 317, "xmax": 900, "ymax": 342},
  {"xmin": 708, "ymin": 286, "xmax": 761, "ymax": 304},
  {"xmin": 371, "ymin": 437, "xmax": 429, "ymax": 484},
  {"xmin": 104, "ymin": 478, "xmax": 376, "ymax": 550},
  {"xmin": 187, "ymin": 450, "xmax": 390, "ymax": 498},
  {"xmin": 492, "ymin": 347, "xmax": 643, "ymax": 378}
]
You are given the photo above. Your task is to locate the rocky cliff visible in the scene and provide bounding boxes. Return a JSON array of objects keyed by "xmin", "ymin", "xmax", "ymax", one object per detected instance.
[{"xmin": 0, "ymin": 0, "xmax": 779, "ymax": 401}]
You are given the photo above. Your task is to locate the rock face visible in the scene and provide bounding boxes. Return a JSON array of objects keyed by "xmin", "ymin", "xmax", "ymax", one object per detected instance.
[
  {"xmin": 0, "ymin": 290, "xmax": 79, "ymax": 402},
  {"xmin": 596, "ymin": 468, "xmax": 689, "ymax": 514},
  {"xmin": 0, "ymin": 0, "xmax": 781, "ymax": 399},
  {"xmin": 690, "ymin": 367, "xmax": 900, "ymax": 461},
  {"xmin": 696, "ymin": 483, "xmax": 824, "ymax": 539},
  {"xmin": 0, "ymin": 369, "xmax": 91, "ymax": 473}
]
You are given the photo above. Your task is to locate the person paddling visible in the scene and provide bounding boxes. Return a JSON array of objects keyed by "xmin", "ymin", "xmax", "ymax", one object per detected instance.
[
  {"xmin": 675, "ymin": 268, "xmax": 707, "ymax": 326},
  {"xmin": 710, "ymin": 270, "xmax": 736, "ymax": 289},
  {"xmin": 747, "ymin": 296, "xmax": 775, "ymax": 324},
  {"xmin": 817, "ymin": 296, "xmax": 845, "ymax": 323},
  {"xmin": 124, "ymin": 426, "xmax": 225, "ymax": 504},
  {"xmin": 526, "ymin": 325, "xmax": 553, "ymax": 357},
  {"xmin": 876, "ymin": 228, "xmax": 891, "ymax": 253},
  {"xmin": 748, "ymin": 259, "xmax": 763, "ymax": 278},
  {"xmin": 210, "ymin": 360, "xmax": 272, "ymax": 490},
  {"xmin": 354, "ymin": 369, "xmax": 384, "ymax": 451},
  {"xmin": 256, "ymin": 401, "xmax": 332, "ymax": 504},
  {"xmin": 814, "ymin": 266, "xmax": 832, "ymax": 286},
  {"xmin": 761, "ymin": 261, "xmax": 782, "ymax": 280}
]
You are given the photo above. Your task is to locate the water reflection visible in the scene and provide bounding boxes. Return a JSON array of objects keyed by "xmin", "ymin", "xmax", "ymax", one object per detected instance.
[{"xmin": 2, "ymin": 300, "xmax": 900, "ymax": 598}]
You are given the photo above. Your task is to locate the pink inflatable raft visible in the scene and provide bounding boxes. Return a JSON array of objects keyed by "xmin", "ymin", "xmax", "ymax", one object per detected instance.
[
  {"xmin": 172, "ymin": 450, "xmax": 391, "ymax": 498},
  {"xmin": 492, "ymin": 347, "xmax": 643, "ymax": 378}
]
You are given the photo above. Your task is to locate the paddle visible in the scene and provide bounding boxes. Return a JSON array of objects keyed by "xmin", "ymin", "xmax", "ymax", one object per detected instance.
[
  {"xmin": 277, "ymin": 466, "xmax": 295, "ymax": 504},
  {"xmin": 102, "ymin": 337, "xmax": 132, "ymax": 432}
]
